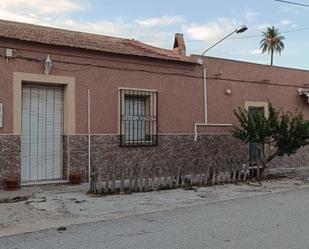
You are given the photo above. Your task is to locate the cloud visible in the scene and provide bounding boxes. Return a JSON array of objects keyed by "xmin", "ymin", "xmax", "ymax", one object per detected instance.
[
  {"xmin": 0, "ymin": 0, "xmax": 89, "ymax": 15},
  {"xmin": 0, "ymin": 1, "xmax": 176, "ymax": 45},
  {"xmin": 59, "ymin": 19, "xmax": 125, "ymax": 37},
  {"xmin": 280, "ymin": 20, "xmax": 292, "ymax": 26},
  {"xmin": 183, "ymin": 18, "xmax": 240, "ymax": 41},
  {"xmin": 136, "ymin": 16, "xmax": 185, "ymax": 27},
  {"xmin": 250, "ymin": 49, "xmax": 262, "ymax": 55},
  {"xmin": 0, "ymin": 0, "xmax": 91, "ymax": 27},
  {"xmin": 254, "ymin": 19, "xmax": 295, "ymax": 32},
  {"xmin": 241, "ymin": 10, "xmax": 259, "ymax": 23},
  {"xmin": 255, "ymin": 23, "xmax": 271, "ymax": 31},
  {"xmin": 279, "ymin": 5, "xmax": 300, "ymax": 14}
]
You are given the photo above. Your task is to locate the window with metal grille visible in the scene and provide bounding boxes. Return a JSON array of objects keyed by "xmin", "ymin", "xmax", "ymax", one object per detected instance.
[{"xmin": 120, "ymin": 89, "xmax": 158, "ymax": 146}]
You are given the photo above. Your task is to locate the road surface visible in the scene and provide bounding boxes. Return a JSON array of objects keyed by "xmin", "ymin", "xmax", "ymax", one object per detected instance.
[{"xmin": 1, "ymin": 188, "xmax": 309, "ymax": 249}]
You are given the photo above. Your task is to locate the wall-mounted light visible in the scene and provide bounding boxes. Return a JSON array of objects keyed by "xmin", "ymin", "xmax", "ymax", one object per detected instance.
[
  {"xmin": 225, "ymin": 88, "xmax": 232, "ymax": 95},
  {"xmin": 43, "ymin": 54, "xmax": 52, "ymax": 75}
]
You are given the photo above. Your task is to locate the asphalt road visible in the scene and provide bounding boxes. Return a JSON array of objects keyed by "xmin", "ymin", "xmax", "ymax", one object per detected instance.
[{"xmin": 1, "ymin": 189, "xmax": 309, "ymax": 249}]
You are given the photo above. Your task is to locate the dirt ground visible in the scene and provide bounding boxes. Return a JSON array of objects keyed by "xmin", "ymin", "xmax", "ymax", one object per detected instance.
[{"xmin": 1, "ymin": 177, "xmax": 309, "ymax": 238}]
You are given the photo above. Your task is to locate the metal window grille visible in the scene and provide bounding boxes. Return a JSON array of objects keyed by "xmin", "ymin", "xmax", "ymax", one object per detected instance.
[{"xmin": 120, "ymin": 89, "xmax": 158, "ymax": 146}]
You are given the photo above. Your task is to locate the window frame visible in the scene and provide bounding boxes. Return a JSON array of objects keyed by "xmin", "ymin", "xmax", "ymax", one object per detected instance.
[
  {"xmin": 245, "ymin": 101, "xmax": 269, "ymax": 167},
  {"xmin": 119, "ymin": 88, "xmax": 158, "ymax": 147}
]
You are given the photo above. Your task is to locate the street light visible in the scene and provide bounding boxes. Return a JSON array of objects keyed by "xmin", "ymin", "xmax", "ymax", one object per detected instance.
[{"xmin": 201, "ymin": 25, "xmax": 248, "ymax": 56}]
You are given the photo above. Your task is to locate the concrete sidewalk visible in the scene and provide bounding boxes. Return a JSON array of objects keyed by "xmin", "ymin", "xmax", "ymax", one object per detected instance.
[{"xmin": 1, "ymin": 177, "xmax": 309, "ymax": 238}]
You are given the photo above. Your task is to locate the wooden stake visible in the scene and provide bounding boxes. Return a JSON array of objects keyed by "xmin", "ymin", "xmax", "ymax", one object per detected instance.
[
  {"xmin": 129, "ymin": 167, "xmax": 133, "ymax": 193},
  {"xmin": 120, "ymin": 167, "xmax": 124, "ymax": 193},
  {"xmin": 145, "ymin": 165, "xmax": 149, "ymax": 192},
  {"xmin": 111, "ymin": 165, "xmax": 115, "ymax": 193}
]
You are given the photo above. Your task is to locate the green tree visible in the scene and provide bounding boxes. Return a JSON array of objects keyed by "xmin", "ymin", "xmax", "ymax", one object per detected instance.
[
  {"xmin": 260, "ymin": 26, "xmax": 285, "ymax": 66},
  {"xmin": 232, "ymin": 104, "xmax": 309, "ymax": 179}
]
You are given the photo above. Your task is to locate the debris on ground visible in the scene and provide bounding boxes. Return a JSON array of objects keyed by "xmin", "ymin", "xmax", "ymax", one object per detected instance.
[
  {"xmin": 183, "ymin": 186, "xmax": 197, "ymax": 191},
  {"xmin": 74, "ymin": 200, "xmax": 86, "ymax": 204},
  {"xmin": 246, "ymin": 182, "xmax": 262, "ymax": 187},
  {"xmin": 57, "ymin": 226, "xmax": 67, "ymax": 232},
  {"xmin": 0, "ymin": 196, "xmax": 28, "ymax": 204},
  {"xmin": 0, "ymin": 178, "xmax": 308, "ymax": 238},
  {"xmin": 25, "ymin": 197, "xmax": 46, "ymax": 205}
]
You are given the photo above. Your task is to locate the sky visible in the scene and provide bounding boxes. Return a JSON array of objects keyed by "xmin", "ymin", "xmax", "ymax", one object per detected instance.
[{"xmin": 0, "ymin": 0, "xmax": 308, "ymax": 69}]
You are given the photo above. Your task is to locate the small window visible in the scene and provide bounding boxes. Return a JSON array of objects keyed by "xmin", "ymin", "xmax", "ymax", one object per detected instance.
[{"xmin": 120, "ymin": 89, "xmax": 158, "ymax": 146}]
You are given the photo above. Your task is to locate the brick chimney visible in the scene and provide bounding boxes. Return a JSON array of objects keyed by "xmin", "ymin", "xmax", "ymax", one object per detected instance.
[{"xmin": 173, "ymin": 33, "xmax": 186, "ymax": 56}]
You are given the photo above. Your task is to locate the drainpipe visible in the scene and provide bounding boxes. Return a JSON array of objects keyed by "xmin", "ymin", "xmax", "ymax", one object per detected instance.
[
  {"xmin": 203, "ymin": 68, "xmax": 208, "ymax": 124},
  {"xmin": 87, "ymin": 88, "xmax": 91, "ymax": 182},
  {"xmin": 194, "ymin": 61, "xmax": 232, "ymax": 141}
]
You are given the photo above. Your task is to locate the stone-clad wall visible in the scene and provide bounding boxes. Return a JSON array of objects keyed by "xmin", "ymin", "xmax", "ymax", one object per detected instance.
[
  {"xmin": 64, "ymin": 134, "xmax": 248, "ymax": 183},
  {"xmin": 64, "ymin": 134, "xmax": 309, "ymax": 183},
  {"xmin": 270, "ymin": 145, "xmax": 309, "ymax": 168},
  {"xmin": 2, "ymin": 134, "xmax": 309, "ymax": 189},
  {"xmin": 63, "ymin": 135, "xmax": 89, "ymax": 183},
  {"xmin": 0, "ymin": 135, "xmax": 21, "ymax": 189},
  {"xmin": 268, "ymin": 145, "xmax": 309, "ymax": 177}
]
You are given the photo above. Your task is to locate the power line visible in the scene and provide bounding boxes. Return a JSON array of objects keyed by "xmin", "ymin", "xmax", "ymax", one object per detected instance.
[
  {"xmin": 274, "ymin": 0, "xmax": 309, "ymax": 7},
  {"xmin": 1, "ymin": 53, "xmax": 308, "ymax": 89},
  {"xmin": 142, "ymin": 26, "xmax": 309, "ymax": 44}
]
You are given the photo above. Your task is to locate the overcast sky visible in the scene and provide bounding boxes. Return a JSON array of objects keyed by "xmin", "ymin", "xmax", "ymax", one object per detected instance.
[{"xmin": 1, "ymin": 0, "xmax": 308, "ymax": 69}]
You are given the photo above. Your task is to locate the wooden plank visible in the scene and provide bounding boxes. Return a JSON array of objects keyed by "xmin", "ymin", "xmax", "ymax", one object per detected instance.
[
  {"xmin": 181, "ymin": 169, "xmax": 186, "ymax": 188},
  {"xmin": 233, "ymin": 169, "xmax": 237, "ymax": 182},
  {"xmin": 151, "ymin": 166, "xmax": 156, "ymax": 190},
  {"xmin": 243, "ymin": 163, "xmax": 248, "ymax": 182},
  {"xmin": 203, "ymin": 168, "xmax": 208, "ymax": 186},
  {"xmin": 256, "ymin": 158, "xmax": 260, "ymax": 180},
  {"xmin": 90, "ymin": 172, "xmax": 96, "ymax": 193},
  {"xmin": 192, "ymin": 166, "xmax": 196, "ymax": 186},
  {"xmin": 212, "ymin": 168, "xmax": 216, "ymax": 185},
  {"xmin": 164, "ymin": 167, "xmax": 168, "ymax": 187},
  {"xmin": 105, "ymin": 172, "xmax": 110, "ymax": 193},
  {"xmin": 175, "ymin": 167, "xmax": 181, "ymax": 188},
  {"xmin": 216, "ymin": 171, "xmax": 221, "ymax": 184},
  {"xmin": 120, "ymin": 167, "xmax": 124, "ymax": 193},
  {"xmin": 237, "ymin": 169, "xmax": 242, "ymax": 181},
  {"xmin": 139, "ymin": 165, "xmax": 144, "ymax": 192},
  {"xmin": 158, "ymin": 167, "xmax": 162, "ymax": 188},
  {"xmin": 134, "ymin": 167, "xmax": 139, "ymax": 192},
  {"xmin": 225, "ymin": 172, "xmax": 230, "ymax": 183},
  {"xmin": 198, "ymin": 172, "xmax": 203, "ymax": 187},
  {"xmin": 111, "ymin": 165, "xmax": 115, "ymax": 193},
  {"xmin": 129, "ymin": 166, "xmax": 133, "ymax": 193},
  {"xmin": 145, "ymin": 165, "xmax": 149, "ymax": 192}
]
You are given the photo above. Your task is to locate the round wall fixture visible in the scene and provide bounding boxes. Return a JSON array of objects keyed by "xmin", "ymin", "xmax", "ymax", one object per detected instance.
[{"xmin": 225, "ymin": 88, "xmax": 232, "ymax": 95}]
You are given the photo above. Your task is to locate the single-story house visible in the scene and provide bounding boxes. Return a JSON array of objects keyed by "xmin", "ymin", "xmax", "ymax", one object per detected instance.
[
  {"xmin": 0, "ymin": 19, "xmax": 308, "ymax": 188},
  {"xmin": 196, "ymin": 56, "xmax": 309, "ymax": 171}
]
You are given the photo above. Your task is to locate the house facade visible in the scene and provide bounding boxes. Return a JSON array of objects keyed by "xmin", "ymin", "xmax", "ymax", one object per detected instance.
[
  {"xmin": 0, "ymin": 20, "xmax": 248, "ymax": 188},
  {"xmin": 197, "ymin": 56, "xmax": 309, "ymax": 172},
  {"xmin": 0, "ymin": 19, "xmax": 308, "ymax": 188}
]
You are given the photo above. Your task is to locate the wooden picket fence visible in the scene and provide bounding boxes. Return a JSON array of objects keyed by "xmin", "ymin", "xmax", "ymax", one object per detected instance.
[{"xmin": 89, "ymin": 161, "xmax": 254, "ymax": 195}]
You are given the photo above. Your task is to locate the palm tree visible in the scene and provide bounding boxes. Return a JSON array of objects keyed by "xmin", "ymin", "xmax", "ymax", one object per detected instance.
[{"xmin": 260, "ymin": 26, "xmax": 285, "ymax": 66}]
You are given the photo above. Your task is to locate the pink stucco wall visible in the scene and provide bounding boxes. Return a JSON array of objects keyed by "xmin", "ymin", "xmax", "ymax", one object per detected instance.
[
  {"xmin": 0, "ymin": 38, "xmax": 204, "ymax": 134},
  {"xmin": 203, "ymin": 57, "xmax": 309, "ymax": 125},
  {"xmin": 1, "ymin": 38, "xmax": 309, "ymax": 136}
]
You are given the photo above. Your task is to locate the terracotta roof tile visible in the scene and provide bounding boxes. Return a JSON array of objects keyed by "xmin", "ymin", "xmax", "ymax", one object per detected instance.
[{"xmin": 0, "ymin": 19, "xmax": 196, "ymax": 63}]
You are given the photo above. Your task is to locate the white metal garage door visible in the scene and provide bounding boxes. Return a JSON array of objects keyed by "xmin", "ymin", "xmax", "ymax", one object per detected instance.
[{"xmin": 21, "ymin": 85, "xmax": 64, "ymax": 183}]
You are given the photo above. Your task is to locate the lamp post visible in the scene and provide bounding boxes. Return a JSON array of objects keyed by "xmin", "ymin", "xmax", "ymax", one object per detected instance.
[
  {"xmin": 201, "ymin": 25, "xmax": 248, "ymax": 56},
  {"xmin": 194, "ymin": 25, "xmax": 248, "ymax": 141}
]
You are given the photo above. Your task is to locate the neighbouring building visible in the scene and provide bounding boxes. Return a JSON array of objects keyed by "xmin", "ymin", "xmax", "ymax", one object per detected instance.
[
  {"xmin": 195, "ymin": 56, "xmax": 309, "ymax": 175},
  {"xmin": 0, "ymin": 19, "xmax": 308, "ymax": 188}
]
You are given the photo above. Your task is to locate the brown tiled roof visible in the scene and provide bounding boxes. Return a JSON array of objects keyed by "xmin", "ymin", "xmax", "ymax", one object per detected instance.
[{"xmin": 0, "ymin": 19, "xmax": 196, "ymax": 63}]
